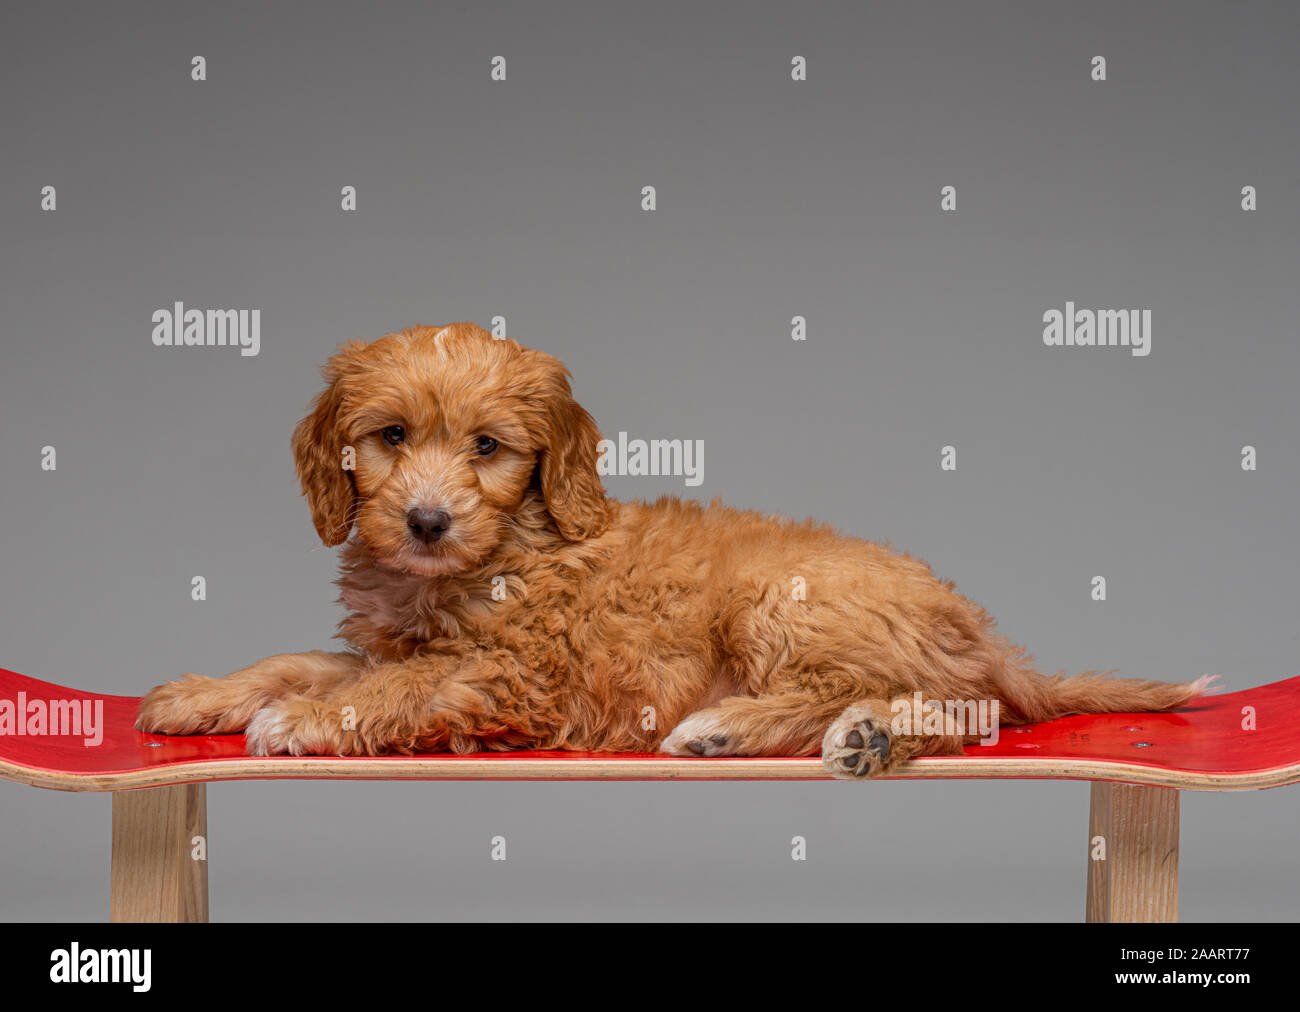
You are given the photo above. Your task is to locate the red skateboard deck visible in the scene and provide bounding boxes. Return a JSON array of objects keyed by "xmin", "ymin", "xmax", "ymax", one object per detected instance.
[{"xmin": 1, "ymin": 666, "xmax": 1298, "ymax": 791}]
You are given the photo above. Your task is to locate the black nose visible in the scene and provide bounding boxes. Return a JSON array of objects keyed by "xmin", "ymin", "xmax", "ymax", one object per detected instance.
[{"xmin": 406, "ymin": 508, "xmax": 452, "ymax": 543}]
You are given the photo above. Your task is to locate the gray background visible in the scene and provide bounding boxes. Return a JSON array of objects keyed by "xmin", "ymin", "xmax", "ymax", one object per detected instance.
[{"xmin": 1, "ymin": 0, "xmax": 1296, "ymax": 921}]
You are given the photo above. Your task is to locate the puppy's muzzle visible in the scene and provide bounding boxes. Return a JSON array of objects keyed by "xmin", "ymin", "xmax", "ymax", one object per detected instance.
[{"xmin": 406, "ymin": 508, "xmax": 452, "ymax": 544}]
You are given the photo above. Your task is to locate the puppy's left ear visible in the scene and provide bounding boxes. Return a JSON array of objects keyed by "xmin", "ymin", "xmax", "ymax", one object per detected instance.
[{"xmin": 534, "ymin": 356, "xmax": 612, "ymax": 541}]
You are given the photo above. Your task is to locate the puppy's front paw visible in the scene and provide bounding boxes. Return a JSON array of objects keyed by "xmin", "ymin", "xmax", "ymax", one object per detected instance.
[
  {"xmin": 822, "ymin": 704, "xmax": 894, "ymax": 780},
  {"xmin": 137, "ymin": 675, "xmax": 251, "ymax": 735},
  {"xmin": 245, "ymin": 699, "xmax": 356, "ymax": 756}
]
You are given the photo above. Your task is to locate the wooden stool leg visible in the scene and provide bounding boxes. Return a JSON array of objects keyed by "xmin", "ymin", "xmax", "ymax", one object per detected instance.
[
  {"xmin": 111, "ymin": 784, "xmax": 209, "ymax": 922},
  {"xmin": 1086, "ymin": 782, "xmax": 1178, "ymax": 922}
]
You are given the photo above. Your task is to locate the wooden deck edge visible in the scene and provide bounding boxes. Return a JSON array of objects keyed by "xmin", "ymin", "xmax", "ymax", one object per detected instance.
[{"xmin": 3, "ymin": 754, "xmax": 1299, "ymax": 793}]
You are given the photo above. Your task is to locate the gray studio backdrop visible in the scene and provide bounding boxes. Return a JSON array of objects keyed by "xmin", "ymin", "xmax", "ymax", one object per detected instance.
[{"xmin": 1, "ymin": 0, "xmax": 1297, "ymax": 921}]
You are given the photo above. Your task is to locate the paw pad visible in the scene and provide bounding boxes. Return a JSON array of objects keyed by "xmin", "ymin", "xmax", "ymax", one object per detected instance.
[
  {"xmin": 826, "ymin": 717, "xmax": 891, "ymax": 778},
  {"xmin": 684, "ymin": 733, "xmax": 729, "ymax": 756}
]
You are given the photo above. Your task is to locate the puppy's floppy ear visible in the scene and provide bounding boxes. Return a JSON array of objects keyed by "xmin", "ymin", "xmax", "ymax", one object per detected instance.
[
  {"xmin": 532, "ymin": 353, "xmax": 612, "ymax": 541},
  {"xmin": 291, "ymin": 346, "xmax": 360, "ymax": 546}
]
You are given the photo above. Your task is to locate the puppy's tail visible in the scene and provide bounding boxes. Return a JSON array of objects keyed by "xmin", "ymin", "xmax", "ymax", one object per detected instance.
[{"xmin": 993, "ymin": 664, "xmax": 1218, "ymax": 724}]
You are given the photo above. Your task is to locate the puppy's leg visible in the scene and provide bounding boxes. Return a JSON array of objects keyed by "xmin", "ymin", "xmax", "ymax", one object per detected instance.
[
  {"xmin": 660, "ymin": 692, "xmax": 972, "ymax": 781},
  {"xmin": 244, "ymin": 648, "xmax": 542, "ymax": 756},
  {"xmin": 821, "ymin": 697, "xmax": 969, "ymax": 780},
  {"xmin": 136, "ymin": 650, "xmax": 365, "ymax": 735},
  {"xmin": 660, "ymin": 692, "xmax": 854, "ymax": 759}
]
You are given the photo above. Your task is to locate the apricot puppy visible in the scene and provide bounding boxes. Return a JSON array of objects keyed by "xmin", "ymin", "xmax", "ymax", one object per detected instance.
[{"xmin": 137, "ymin": 323, "xmax": 1210, "ymax": 778}]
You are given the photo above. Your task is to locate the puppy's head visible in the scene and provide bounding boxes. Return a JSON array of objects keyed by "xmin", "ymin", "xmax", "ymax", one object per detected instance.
[{"xmin": 293, "ymin": 323, "xmax": 610, "ymax": 575}]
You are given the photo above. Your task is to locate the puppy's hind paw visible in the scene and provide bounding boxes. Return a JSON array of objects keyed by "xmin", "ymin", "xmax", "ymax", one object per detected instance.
[
  {"xmin": 660, "ymin": 712, "xmax": 735, "ymax": 757},
  {"xmin": 822, "ymin": 703, "xmax": 893, "ymax": 780}
]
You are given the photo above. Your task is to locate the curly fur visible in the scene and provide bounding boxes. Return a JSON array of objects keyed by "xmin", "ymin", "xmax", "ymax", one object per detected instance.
[{"xmin": 137, "ymin": 322, "xmax": 1212, "ymax": 778}]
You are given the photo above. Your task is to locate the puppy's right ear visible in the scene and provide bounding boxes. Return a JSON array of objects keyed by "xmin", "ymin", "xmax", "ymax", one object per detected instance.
[{"xmin": 292, "ymin": 348, "xmax": 359, "ymax": 546}]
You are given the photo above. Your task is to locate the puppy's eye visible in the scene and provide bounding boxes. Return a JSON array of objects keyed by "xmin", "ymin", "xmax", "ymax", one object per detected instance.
[
  {"xmin": 381, "ymin": 425, "xmax": 406, "ymax": 446},
  {"xmin": 474, "ymin": 436, "xmax": 499, "ymax": 456}
]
